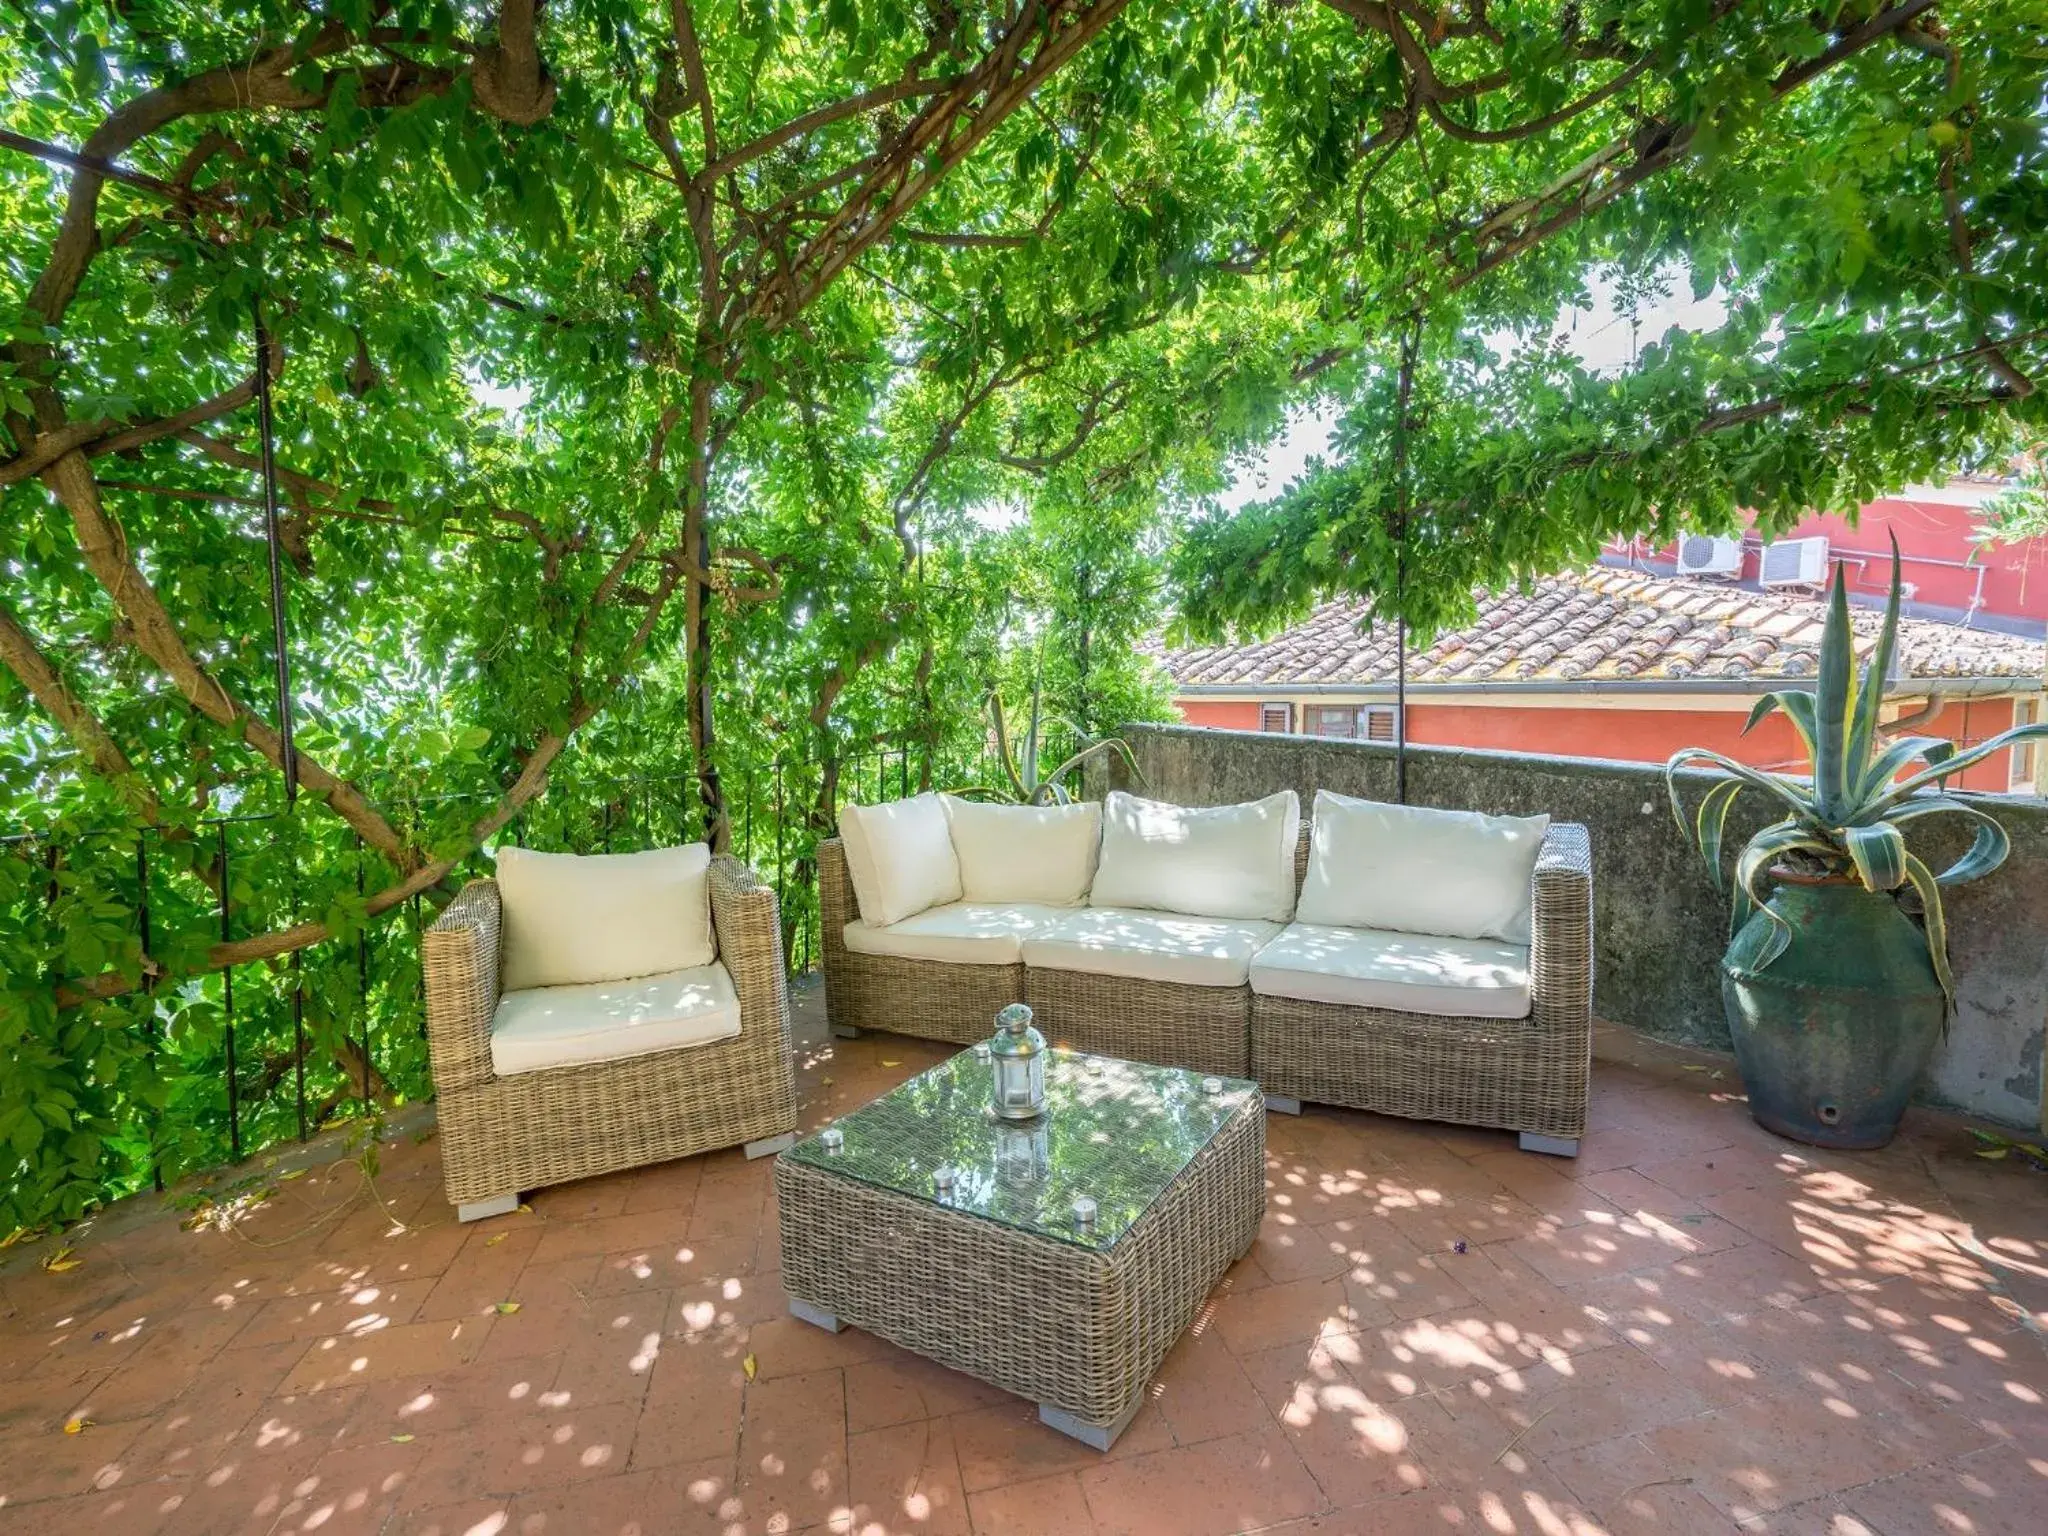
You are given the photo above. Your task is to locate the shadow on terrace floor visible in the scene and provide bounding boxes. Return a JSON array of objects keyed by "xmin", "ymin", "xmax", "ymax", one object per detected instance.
[{"xmin": 2, "ymin": 987, "xmax": 2044, "ymax": 1535}]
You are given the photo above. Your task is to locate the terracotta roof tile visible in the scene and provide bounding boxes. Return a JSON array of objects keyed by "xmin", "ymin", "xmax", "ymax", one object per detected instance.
[{"xmin": 1160, "ymin": 567, "xmax": 2046, "ymax": 690}]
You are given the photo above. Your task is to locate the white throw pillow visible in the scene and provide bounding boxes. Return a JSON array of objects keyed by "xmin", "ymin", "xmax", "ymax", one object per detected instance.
[
  {"xmin": 1297, "ymin": 789, "xmax": 1550, "ymax": 943},
  {"xmin": 941, "ymin": 796, "xmax": 1101, "ymax": 905},
  {"xmin": 496, "ymin": 843, "xmax": 715, "ymax": 991},
  {"xmin": 837, "ymin": 793, "xmax": 964, "ymax": 927},
  {"xmin": 1088, "ymin": 789, "xmax": 1300, "ymax": 922}
]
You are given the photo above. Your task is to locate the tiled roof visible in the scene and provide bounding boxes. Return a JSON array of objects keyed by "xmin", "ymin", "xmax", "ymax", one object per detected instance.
[{"xmin": 1162, "ymin": 566, "xmax": 2047, "ymax": 689}]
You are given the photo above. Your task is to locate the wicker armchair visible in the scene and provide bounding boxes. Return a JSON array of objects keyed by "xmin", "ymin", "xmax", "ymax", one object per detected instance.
[{"xmin": 423, "ymin": 854, "xmax": 798, "ymax": 1219}]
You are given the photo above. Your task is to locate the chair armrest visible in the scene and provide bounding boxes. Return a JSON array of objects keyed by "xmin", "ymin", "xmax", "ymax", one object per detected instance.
[
  {"xmin": 423, "ymin": 878, "xmax": 502, "ymax": 1094},
  {"xmin": 710, "ymin": 854, "xmax": 792, "ymax": 1055},
  {"xmin": 1529, "ymin": 821, "xmax": 1594, "ymax": 1028},
  {"xmin": 817, "ymin": 837, "xmax": 857, "ymax": 959}
]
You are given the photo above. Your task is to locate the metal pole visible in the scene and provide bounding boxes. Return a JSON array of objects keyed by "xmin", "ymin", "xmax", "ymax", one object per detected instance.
[
  {"xmin": 138, "ymin": 837, "xmax": 162, "ymax": 1191},
  {"xmin": 1392, "ymin": 315, "xmax": 1419, "ymax": 807},
  {"xmin": 252, "ymin": 303, "xmax": 298, "ymax": 805},
  {"xmin": 219, "ymin": 822, "xmax": 240, "ymax": 1160}
]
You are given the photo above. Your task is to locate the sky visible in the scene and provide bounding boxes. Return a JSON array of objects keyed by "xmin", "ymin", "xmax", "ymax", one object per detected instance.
[{"xmin": 1216, "ymin": 270, "xmax": 1729, "ymax": 513}]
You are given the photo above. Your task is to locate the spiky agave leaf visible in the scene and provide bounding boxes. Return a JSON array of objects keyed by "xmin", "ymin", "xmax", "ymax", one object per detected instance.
[
  {"xmin": 1666, "ymin": 747, "xmax": 1825, "ymax": 838},
  {"xmin": 1872, "ymin": 722, "xmax": 2048, "ymax": 812},
  {"xmin": 1729, "ymin": 820, "xmax": 1840, "ymax": 962},
  {"xmin": 1900, "ymin": 850, "xmax": 1956, "ymax": 1014},
  {"xmin": 1845, "ymin": 533, "xmax": 1905, "ymax": 788},
  {"xmin": 1811, "ymin": 562, "xmax": 1857, "ymax": 823},
  {"xmin": 1887, "ymin": 795, "xmax": 2014, "ymax": 886}
]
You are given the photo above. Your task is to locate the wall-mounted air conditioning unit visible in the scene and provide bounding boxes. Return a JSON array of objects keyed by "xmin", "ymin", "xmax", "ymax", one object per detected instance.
[
  {"xmin": 1760, "ymin": 536, "xmax": 1831, "ymax": 588},
  {"xmin": 1676, "ymin": 533, "xmax": 1743, "ymax": 578}
]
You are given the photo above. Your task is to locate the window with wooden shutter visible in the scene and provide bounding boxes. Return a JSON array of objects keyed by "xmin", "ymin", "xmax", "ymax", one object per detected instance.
[
  {"xmin": 1259, "ymin": 703, "xmax": 1293, "ymax": 733},
  {"xmin": 1363, "ymin": 706, "xmax": 1399, "ymax": 743}
]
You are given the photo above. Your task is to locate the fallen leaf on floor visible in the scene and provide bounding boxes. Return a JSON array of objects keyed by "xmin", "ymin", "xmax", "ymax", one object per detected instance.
[
  {"xmin": 494, "ymin": 1301, "xmax": 521, "ymax": 1315},
  {"xmin": 280, "ymin": 1168, "xmax": 307, "ymax": 1181},
  {"xmin": 484, "ymin": 1233, "xmax": 507, "ymax": 1247},
  {"xmin": 1977, "ymin": 1148, "xmax": 2009, "ymax": 1160},
  {"xmin": 880, "ymin": 1059, "xmax": 902, "ymax": 1067},
  {"xmin": 517, "ymin": 1203, "xmax": 533, "ymax": 1213},
  {"xmin": 743, "ymin": 1353, "xmax": 758, "ymax": 1381},
  {"xmin": 41, "ymin": 1247, "xmax": 80, "ymax": 1273},
  {"xmin": 390, "ymin": 1433, "xmax": 415, "ymax": 1443},
  {"xmin": 1, "ymin": 1226, "xmax": 44, "ymax": 1250},
  {"xmin": 63, "ymin": 1416, "xmax": 92, "ymax": 1435}
]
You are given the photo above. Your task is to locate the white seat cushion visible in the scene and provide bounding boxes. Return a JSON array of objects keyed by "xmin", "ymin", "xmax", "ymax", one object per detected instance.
[
  {"xmin": 1297, "ymin": 790, "xmax": 1550, "ymax": 944},
  {"xmin": 490, "ymin": 963, "xmax": 742, "ymax": 1076},
  {"xmin": 495, "ymin": 843, "xmax": 714, "ymax": 991},
  {"xmin": 838, "ymin": 794, "xmax": 964, "ymax": 927},
  {"xmin": 1088, "ymin": 789, "xmax": 1300, "ymax": 922},
  {"xmin": 1249, "ymin": 924, "xmax": 1531, "ymax": 1020},
  {"xmin": 941, "ymin": 797, "xmax": 1101, "ymax": 905},
  {"xmin": 842, "ymin": 902, "xmax": 1072, "ymax": 966},
  {"xmin": 1023, "ymin": 907, "xmax": 1283, "ymax": 988}
]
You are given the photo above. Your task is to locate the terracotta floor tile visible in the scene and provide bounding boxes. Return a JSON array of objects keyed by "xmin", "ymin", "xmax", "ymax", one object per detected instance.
[
  {"xmin": 0, "ymin": 1414, "xmax": 150, "ymax": 1504},
  {"xmin": 1641, "ymin": 1388, "xmax": 1928, "ymax": 1521},
  {"xmin": 966, "ymin": 1470, "xmax": 1100, "ymax": 1535},
  {"xmin": 509, "ymin": 1458, "xmax": 745, "ymax": 1534},
  {"xmin": 948, "ymin": 1400, "xmax": 1171, "ymax": 1494},
  {"xmin": 1582, "ymin": 1166, "xmax": 1713, "ymax": 1219},
  {"xmin": 842, "ymin": 1351, "xmax": 1010, "ymax": 1434},
  {"xmin": 1244, "ymin": 1212, "xmax": 1355, "ymax": 1285},
  {"xmin": 1078, "ymin": 1425, "xmax": 1324, "ymax": 1536},
  {"xmin": 1839, "ymin": 1440, "xmax": 2048, "ymax": 1536},
  {"xmin": 345, "ymin": 1351, "xmax": 563, "ymax": 1441},
  {"xmin": 735, "ymin": 1367, "xmax": 848, "ymax": 1530},
  {"xmin": 1148, "ymin": 1324, "xmax": 1273, "ymax": 1445},
  {"xmin": 1209, "ymin": 1276, "xmax": 1359, "ymax": 1357},
  {"xmin": 279, "ymin": 1315, "xmax": 494, "ymax": 1393},
  {"xmin": 1254, "ymin": 1364, "xmax": 1432, "ymax": 1507},
  {"xmin": 845, "ymin": 1415, "xmax": 972, "ymax": 1535},
  {"xmin": 3, "ymin": 1015, "xmax": 2044, "ymax": 1536},
  {"xmin": 384, "ymin": 1498, "xmax": 516, "ymax": 1536},
  {"xmin": 268, "ymin": 1435, "xmax": 428, "ymax": 1533}
]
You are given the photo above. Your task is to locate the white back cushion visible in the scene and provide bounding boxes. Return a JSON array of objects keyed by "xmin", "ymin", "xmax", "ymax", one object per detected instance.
[
  {"xmin": 496, "ymin": 843, "xmax": 715, "ymax": 991},
  {"xmin": 1089, "ymin": 789, "xmax": 1300, "ymax": 922},
  {"xmin": 837, "ymin": 793, "xmax": 963, "ymax": 927},
  {"xmin": 941, "ymin": 796, "xmax": 1101, "ymax": 905},
  {"xmin": 1297, "ymin": 789, "xmax": 1550, "ymax": 942}
]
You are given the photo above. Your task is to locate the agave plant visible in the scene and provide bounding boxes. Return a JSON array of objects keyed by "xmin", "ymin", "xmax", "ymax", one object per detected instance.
[
  {"xmin": 957, "ymin": 671, "xmax": 1140, "ymax": 806},
  {"xmin": 1667, "ymin": 540, "xmax": 2048, "ymax": 1004}
]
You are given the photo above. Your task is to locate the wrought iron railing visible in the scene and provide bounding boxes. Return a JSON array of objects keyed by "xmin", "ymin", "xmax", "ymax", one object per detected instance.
[{"xmin": 0, "ymin": 733, "xmax": 995, "ymax": 1226}]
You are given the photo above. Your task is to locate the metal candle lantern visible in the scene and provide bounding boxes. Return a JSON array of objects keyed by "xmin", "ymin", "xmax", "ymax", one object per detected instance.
[{"xmin": 989, "ymin": 1003, "xmax": 1047, "ymax": 1120}]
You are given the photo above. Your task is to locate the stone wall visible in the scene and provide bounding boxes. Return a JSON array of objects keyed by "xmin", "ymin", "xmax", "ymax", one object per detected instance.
[{"xmin": 1098, "ymin": 723, "xmax": 2048, "ymax": 1129}]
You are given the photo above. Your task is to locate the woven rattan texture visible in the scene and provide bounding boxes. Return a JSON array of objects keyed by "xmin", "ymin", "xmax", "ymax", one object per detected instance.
[
  {"xmin": 1252, "ymin": 821, "xmax": 1595, "ymax": 1139},
  {"xmin": 423, "ymin": 855, "xmax": 798, "ymax": 1206},
  {"xmin": 776, "ymin": 1084, "xmax": 1264, "ymax": 1427},
  {"xmin": 1025, "ymin": 967, "xmax": 1252, "ymax": 1077}
]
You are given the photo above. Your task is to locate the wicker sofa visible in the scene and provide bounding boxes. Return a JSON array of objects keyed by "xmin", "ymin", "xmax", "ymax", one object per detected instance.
[
  {"xmin": 424, "ymin": 853, "xmax": 798, "ymax": 1219},
  {"xmin": 820, "ymin": 793, "xmax": 1594, "ymax": 1154}
]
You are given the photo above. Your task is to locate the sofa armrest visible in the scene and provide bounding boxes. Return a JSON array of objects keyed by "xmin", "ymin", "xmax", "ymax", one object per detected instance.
[
  {"xmin": 423, "ymin": 878, "xmax": 502, "ymax": 1094},
  {"xmin": 1528, "ymin": 821, "xmax": 1593, "ymax": 1029},
  {"xmin": 710, "ymin": 854, "xmax": 792, "ymax": 1059},
  {"xmin": 818, "ymin": 837, "xmax": 857, "ymax": 959}
]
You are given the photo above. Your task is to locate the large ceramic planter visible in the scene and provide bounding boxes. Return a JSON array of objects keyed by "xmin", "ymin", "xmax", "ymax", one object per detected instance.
[{"xmin": 1720, "ymin": 871, "xmax": 1945, "ymax": 1150}]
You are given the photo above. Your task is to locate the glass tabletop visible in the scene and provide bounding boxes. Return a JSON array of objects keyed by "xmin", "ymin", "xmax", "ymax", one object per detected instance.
[{"xmin": 785, "ymin": 1048, "xmax": 1260, "ymax": 1251}]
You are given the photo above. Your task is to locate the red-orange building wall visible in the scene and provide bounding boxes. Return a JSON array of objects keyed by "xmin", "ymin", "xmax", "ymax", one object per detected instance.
[{"xmin": 1170, "ymin": 695, "xmax": 2021, "ymax": 791}]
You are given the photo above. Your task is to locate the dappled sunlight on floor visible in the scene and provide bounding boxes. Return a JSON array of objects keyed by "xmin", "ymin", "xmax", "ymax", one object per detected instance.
[{"xmin": 2, "ymin": 1000, "xmax": 2045, "ymax": 1534}]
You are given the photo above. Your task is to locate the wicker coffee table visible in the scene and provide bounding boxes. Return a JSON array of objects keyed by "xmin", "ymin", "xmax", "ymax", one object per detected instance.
[{"xmin": 775, "ymin": 1048, "xmax": 1265, "ymax": 1449}]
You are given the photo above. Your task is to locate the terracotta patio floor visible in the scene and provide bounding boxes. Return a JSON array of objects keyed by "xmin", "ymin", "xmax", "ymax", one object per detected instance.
[{"xmin": 3, "ymin": 990, "xmax": 2045, "ymax": 1536}]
